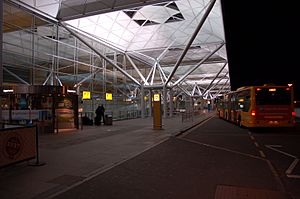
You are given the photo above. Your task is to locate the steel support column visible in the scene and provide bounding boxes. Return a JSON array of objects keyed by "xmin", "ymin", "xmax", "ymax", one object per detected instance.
[
  {"xmin": 163, "ymin": 86, "xmax": 167, "ymax": 118},
  {"xmin": 141, "ymin": 86, "xmax": 145, "ymax": 118},
  {"xmin": 173, "ymin": 43, "xmax": 225, "ymax": 87},
  {"xmin": 148, "ymin": 90, "xmax": 152, "ymax": 117},
  {"xmin": 169, "ymin": 88, "xmax": 174, "ymax": 117},
  {"xmin": 165, "ymin": 0, "xmax": 217, "ymax": 86},
  {"xmin": 202, "ymin": 62, "xmax": 227, "ymax": 96},
  {"xmin": 125, "ymin": 54, "xmax": 147, "ymax": 85}
]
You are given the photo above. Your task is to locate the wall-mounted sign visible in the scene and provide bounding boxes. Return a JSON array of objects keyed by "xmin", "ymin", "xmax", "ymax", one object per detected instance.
[
  {"xmin": 153, "ymin": 94, "xmax": 160, "ymax": 102},
  {"xmin": 82, "ymin": 91, "xmax": 91, "ymax": 100},
  {"xmin": 106, "ymin": 93, "xmax": 112, "ymax": 101}
]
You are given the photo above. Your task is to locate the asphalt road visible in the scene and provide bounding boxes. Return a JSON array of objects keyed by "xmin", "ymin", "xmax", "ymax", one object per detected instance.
[
  {"xmin": 249, "ymin": 125, "xmax": 300, "ymax": 199},
  {"xmin": 52, "ymin": 116, "xmax": 299, "ymax": 199}
]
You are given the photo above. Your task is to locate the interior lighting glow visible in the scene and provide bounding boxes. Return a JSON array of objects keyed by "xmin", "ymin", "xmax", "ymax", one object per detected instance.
[
  {"xmin": 153, "ymin": 94, "xmax": 160, "ymax": 102},
  {"xmin": 106, "ymin": 93, "xmax": 112, "ymax": 101},
  {"xmin": 251, "ymin": 110, "xmax": 256, "ymax": 116},
  {"xmin": 82, "ymin": 91, "xmax": 91, "ymax": 100},
  {"xmin": 67, "ymin": 89, "xmax": 76, "ymax": 93},
  {"xmin": 3, "ymin": 89, "xmax": 14, "ymax": 93},
  {"xmin": 269, "ymin": 88, "xmax": 276, "ymax": 92},
  {"xmin": 256, "ymin": 88, "xmax": 261, "ymax": 91}
]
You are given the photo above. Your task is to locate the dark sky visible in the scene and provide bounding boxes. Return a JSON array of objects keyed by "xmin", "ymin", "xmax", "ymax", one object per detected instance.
[{"xmin": 221, "ymin": 1, "xmax": 300, "ymax": 100}]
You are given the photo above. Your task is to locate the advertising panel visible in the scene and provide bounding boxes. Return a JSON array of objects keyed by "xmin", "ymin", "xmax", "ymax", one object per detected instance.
[{"xmin": 0, "ymin": 127, "xmax": 36, "ymax": 167}]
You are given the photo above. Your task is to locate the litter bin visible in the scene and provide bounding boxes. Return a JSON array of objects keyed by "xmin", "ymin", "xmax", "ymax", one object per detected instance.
[{"xmin": 104, "ymin": 114, "xmax": 113, "ymax": 125}]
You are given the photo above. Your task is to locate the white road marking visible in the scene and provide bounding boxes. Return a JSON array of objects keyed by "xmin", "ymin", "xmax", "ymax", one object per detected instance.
[
  {"xmin": 265, "ymin": 145, "xmax": 300, "ymax": 179},
  {"xmin": 265, "ymin": 145, "xmax": 297, "ymax": 159},
  {"xmin": 179, "ymin": 137, "xmax": 264, "ymax": 160},
  {"xmin": 266, "ymin": 160, "xmax": 286, "ymax": 192}
]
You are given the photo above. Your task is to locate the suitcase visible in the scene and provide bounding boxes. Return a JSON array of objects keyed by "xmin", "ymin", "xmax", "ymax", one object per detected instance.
[{"xmin": 104, "ymin": 115, "xmax": 112, "ymax": 125}]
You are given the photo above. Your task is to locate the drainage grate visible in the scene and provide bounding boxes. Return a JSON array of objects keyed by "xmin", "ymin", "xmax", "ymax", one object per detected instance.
[{"xmin": 215, "ymin": 185, "xmax": 291, "ymax": 199}]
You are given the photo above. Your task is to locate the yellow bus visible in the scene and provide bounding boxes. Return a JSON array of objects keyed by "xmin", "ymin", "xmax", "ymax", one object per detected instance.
[{"xmin": 218, "ymin": 84, "xmax": 296, "ymax": 127}]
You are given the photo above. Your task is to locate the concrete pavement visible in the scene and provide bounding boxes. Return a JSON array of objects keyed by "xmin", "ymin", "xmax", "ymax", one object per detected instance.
[{"xmin": 0, "ymin": 111, "xmax": 213, "ymax": 199}]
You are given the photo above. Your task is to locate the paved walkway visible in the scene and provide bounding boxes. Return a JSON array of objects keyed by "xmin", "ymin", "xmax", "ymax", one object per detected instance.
[{"xmin": 0, "ymin": 111, "xmax": 214, "ymax": 199}]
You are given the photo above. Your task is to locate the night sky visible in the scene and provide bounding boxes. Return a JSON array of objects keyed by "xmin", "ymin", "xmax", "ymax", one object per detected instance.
[{"xmin": 221, "ymin": 1, "xmax": 300, "ymax": 100}]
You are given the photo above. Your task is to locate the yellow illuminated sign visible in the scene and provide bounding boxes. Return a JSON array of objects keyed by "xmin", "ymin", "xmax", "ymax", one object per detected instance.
[
  {"xmin": 269, "ymin": 88, "xmax": 276, "ymax": 92},
  {"xmin": 153, "ymin": 94, "xmax": 160, "ymax": 102},
  {"xmin": 82, "ymin": 91, "xmax": 91, "ymax": 100},
  {"xmin": 106, "ymin": 93, "xmax": 112, "ymax": 101}
]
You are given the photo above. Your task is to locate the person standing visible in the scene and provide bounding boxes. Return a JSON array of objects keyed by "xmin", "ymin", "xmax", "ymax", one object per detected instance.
[{"xmin": 95, "ymin": 104, "xmax": 105, "ymax": 125}]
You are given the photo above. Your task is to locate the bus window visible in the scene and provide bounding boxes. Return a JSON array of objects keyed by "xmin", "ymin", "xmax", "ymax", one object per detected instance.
[
  {"xmin": 255, "ymin": 88, "xmax": 291, "ymax": 105},
  {"xmin": 237, "ymin": 90, "xmax": 251, "ymax": 112}
]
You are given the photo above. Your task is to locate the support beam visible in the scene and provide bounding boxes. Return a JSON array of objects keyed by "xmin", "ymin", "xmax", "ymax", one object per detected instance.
[
  {"xmin": 163, "ymin": 86, "xmax": 167, "ymax": 118},
  {"xmin": 7, "ymin": 0, "xmax": 58, "ymax": 24},
  {"xmin": 150, "ymin": 62, "xmax": 157, "ymax": 85},
  {"xmin": 3, "ymin": 67, "xmax": 30, "ymax": 85},
  {"xmin": 55, "ymin": 75, "xmax": 63, "ymax": 86},
  {"xmin": 215, "ymin": 79, "xmax": 230, "ymax": 96},
  {"xmin": 205, "ymin": 72, "xmax": 229, "ymax": 96},
  {"xmin": 74, "ymin": 68, "xmax": 102, "ymax": 87},
  {"xmin": 202, "ymin": 62, "xmax": 227, "ymax": 95},
  {"xmin": 157, "ymin": 62, "xmax": 167, "ymax": 82},
  {"xmin": 148, "ymin": 90, "xmax": 152, "ymax": 117},
  {"xmin": 165, "ymin": 0, "xmax": 217, "ymax": 86},
  {"xmin": 157, "ymin": 40, "xmax": 175, "ymax": 61},
  {"xmin": 43, "ymin": 72, "xmax": 51, "ymax": 85},
  {"xmin": 60, "ymin": 22, "xmax": 141, "ymax": 86},
  {"xmin": 169, "ymin": 89, "xmax": 174, "ymax": 117},
  {"xmin": 172, "ymin": 43, "xmax": 225, "ymax": 87},
  {"xmin": 141, "ymin": 86, "xmax": 145, "ymax": 118},
  {"xmin": 125, "ymin": 54, "xmax": 148, "ymax": 85}
]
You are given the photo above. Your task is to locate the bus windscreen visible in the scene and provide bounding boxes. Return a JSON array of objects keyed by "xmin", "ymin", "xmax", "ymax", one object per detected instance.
[{"xmin": 255, "ymin": 88, "xmax": 291, "ymax": 105}]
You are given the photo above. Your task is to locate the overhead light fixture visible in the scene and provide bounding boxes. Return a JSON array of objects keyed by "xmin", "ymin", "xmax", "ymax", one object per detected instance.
[
  {"xmin": 67, "ymin": 89, "xmax": 76, "ymax": 93},
  {"xmin": 3, "ymin": 89, "xmax": 14, "ymax": 93}
]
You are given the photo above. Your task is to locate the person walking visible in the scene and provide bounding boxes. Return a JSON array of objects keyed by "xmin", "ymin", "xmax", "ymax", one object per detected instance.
[{"xmin": 95, "ymin": 104, "xmax": 105, "ymax": 125}]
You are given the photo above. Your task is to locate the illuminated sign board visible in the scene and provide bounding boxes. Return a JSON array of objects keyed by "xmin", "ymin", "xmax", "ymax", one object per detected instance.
[
  {"xmin": 82, "ymin": 91, "xmax": 91, "ymax": 100},
  {"xmin": 106, "ymin": 93, "xmax": 112, "ymax": 101},
  {"xmin": 153, "ymin": 94, "xmax": 160, "ymax": 102}
]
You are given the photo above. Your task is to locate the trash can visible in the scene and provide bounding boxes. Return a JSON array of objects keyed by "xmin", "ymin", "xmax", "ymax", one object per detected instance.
[{"xmin": 104, "ymin": 114, "xmax": 113, "ymax": 125}]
